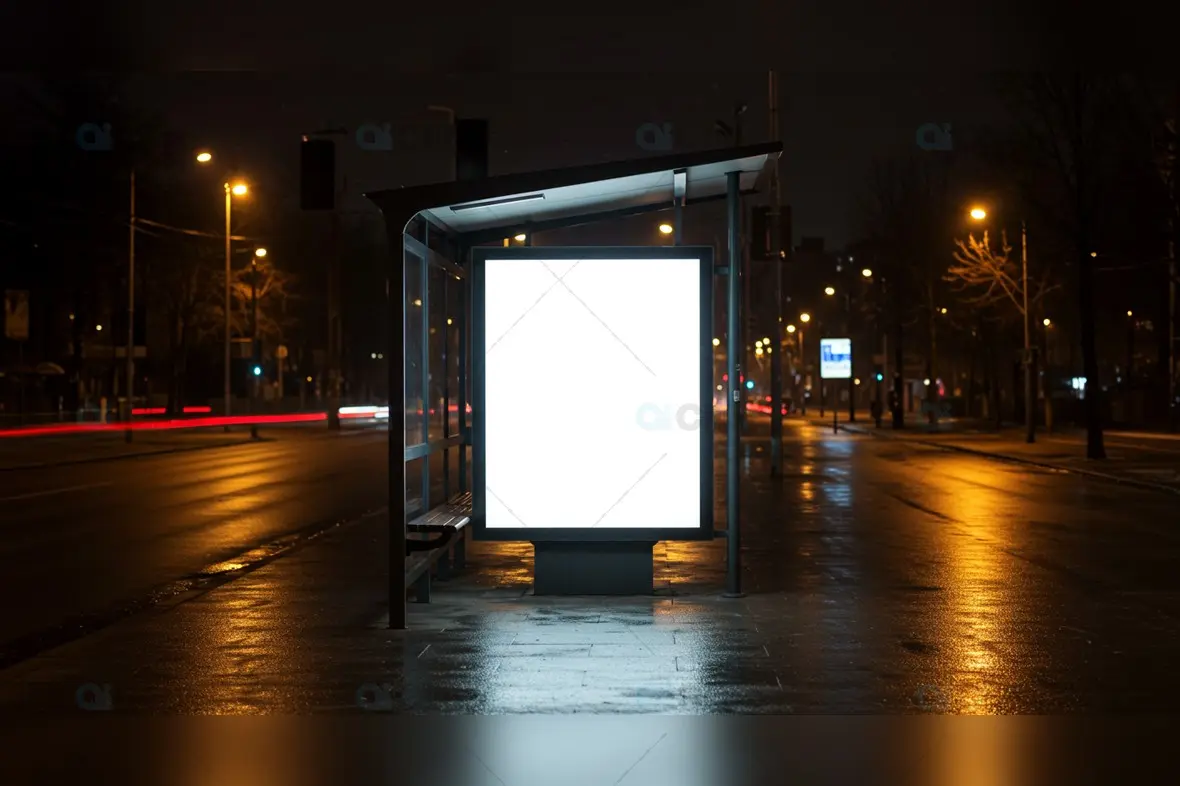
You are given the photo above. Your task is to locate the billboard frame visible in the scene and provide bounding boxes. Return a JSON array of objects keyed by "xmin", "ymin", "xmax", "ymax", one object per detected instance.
[
  {"xmin": 819, "ymin": 337, "xmax": 853, "ymax": 380},
  {"xmin": 470, "ymin": 245, "xmax": 715, "ymax": 543}
]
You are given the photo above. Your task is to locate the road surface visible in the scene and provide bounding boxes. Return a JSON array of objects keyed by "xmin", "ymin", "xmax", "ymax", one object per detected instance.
[{"xmin": 0, "ymin": 426, "xmax": 457, "ymax": 666}]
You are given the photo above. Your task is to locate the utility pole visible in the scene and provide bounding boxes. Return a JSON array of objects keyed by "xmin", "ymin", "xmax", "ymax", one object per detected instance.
[
  {"xmin": 1021, "ymin": 220, "xmax": 1035, "ymax": 443},
  {"xmin": 768, "ymin": 70, "xmax": 784, "ymax": 474},
  {"xmin": 1167, "ymin": 94, "xmax": 1178, "ymax": 431},
  {"xmin": 250, "ymin": 255, "xmax": 260, "ymax": 440},
  {"xmin": 327, "ymin": 180, "xmax": 344, "ymax": 430},
  {"xmin": 125, "ymin": 170, "xmax": 136, "ymax": 442},
  {"xmin": 224, "ymin": 183, "xmax": 233, "ymax": 427},
  {"xmin": 846, "ymin": 291, "xmax": 855, "ymax": 423}
]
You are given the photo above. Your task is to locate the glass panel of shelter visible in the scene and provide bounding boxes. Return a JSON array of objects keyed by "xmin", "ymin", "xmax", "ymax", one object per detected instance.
[{"xmin": 403, "ymin": 221, "xmax": 469, "ymax": 519}]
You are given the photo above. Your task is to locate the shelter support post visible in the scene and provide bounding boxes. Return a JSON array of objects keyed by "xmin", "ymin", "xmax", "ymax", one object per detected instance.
[
  {"xmin": 724, "ymin": 170, "xmax": 743, "ymax": 598},
  {"xmin": 388, "ymin": 218, "xmax": 411, "ymax": 630}
]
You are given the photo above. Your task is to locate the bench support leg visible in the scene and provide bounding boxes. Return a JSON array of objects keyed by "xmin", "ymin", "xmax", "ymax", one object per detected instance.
[
  {"xmin": 413, "ymin": 570, "xmax": 431, "ymax": 603},
  {"xmin": 454, "ymin": 531, "xmax": 466, "ymax": 570},
  {"xmin": 437, "ymin": 546, "xmax": 451, "ymax": 581}
]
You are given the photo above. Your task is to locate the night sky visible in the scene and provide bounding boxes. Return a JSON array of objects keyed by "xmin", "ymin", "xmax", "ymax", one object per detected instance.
[{"xmin": 5, "ymin": 0, "xmax": 1168, "ymax": 250}]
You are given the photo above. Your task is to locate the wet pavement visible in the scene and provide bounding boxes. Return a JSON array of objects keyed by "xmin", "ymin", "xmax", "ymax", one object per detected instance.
[
  {"xmin": 1, "ymin": 416, "xmax": 1179, "ymax": 715},
  {"xmin": 0, "ymin": 427, "xmax": 397, "ymax": 663},
  {"xmin": 837, "ymin": 416, "xmax": 1180, "ymax": 492}
]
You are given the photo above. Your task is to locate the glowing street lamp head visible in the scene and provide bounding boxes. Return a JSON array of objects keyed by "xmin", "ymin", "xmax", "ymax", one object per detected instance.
[
  {"xmin": 1043, "ymin": 318, "xmax": 1051, "ymax": 327},
  {"xmin": 861, "ymin": 268, "xmax": 873, "ymax": 278},
  {"xmin": 800, "ymin": 312, "xmax": 811, "ymax": 323},
  {"xmin": 824, "ymin": 286, "xmax": 835, "ymax": 296},
  {"xmin": 969, "ymin": 207, "xmax": 987, "ymax": 220},
  {"xmin": 786, "ymin": 324, "xmax": 796, "ymax": 333},
  {"xmin": 712, "ymin": 337, "xmax": 720, "ymax": 346},
  {"xmin": 229, "ymin": 182, "xmax": 248, "ymax": 196},
  {"xmin": 254, "ymin": 247, "xmax": 267, "ymax": 257},
  {"xmin": 658, "ymin": 223, "xmax": 673, "ymax": 235},
  {"xmin": 196, "ymin": 151, "xmax": 212, "ymax": 163},
  {"xmin": 755, "ymin": 340, "xmax": 763, "ymax": 348},
  {"xmin": 514, "ymin": 233, "xmax": 527, "ymax": 242}
]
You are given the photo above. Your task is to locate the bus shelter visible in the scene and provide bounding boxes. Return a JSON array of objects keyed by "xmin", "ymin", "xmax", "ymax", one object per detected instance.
[{"xmin": 367, "ymin": 142, "xmax": 781, "ymax": 629}]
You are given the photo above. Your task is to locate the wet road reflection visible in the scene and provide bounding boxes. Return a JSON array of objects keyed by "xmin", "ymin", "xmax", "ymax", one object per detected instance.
[{"xmin": 2, "ymin": 417, "xmax": 1179, "ymax": 714}]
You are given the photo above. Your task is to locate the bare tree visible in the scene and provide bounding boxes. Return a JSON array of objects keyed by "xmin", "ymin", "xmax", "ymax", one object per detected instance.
[
  {"xmin": 225, "ymin": 254, "xmax": 297, "ymax": 349},
  {"xmin": 997, "ymin": 73, "xmax": 1142, "ymax": 458},
  {"xmin": 948, "ymin": 231, "xmax": 1057, "ymax": 317}
]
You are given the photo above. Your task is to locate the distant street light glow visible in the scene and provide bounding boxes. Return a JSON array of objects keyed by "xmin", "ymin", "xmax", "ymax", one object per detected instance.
[
  {"xmin": 786, "ymin": 324, "xmax": 796, "ymax": 333},
  {"xmin": 254, "ymin": 248, "xmax": 267, "ymax": 257},
  {"xmin": 800, "ymin": 313, "xmax": 811, "ymax": 323},
  {"xmin": 712, "ymin": 337, "xmax": 720, "ymax": 346},
  {"xmin": 824, "ymin": 287, "xmax": 835, "ymax": 296},
  {"xmin": 231, "ymin": 183, "xmax": 248, "ymax": 196},
  {"xmin": 1043, "ymin": 318, "xmax": 1051, "ymax": 327},
  {"xmin": 970, "ymin": 207, "xmax": 987, "ymax": 220},
  {"xmin": 658, "ymin": 223, "xmax": 673, "ymax": 235},
  {"xmin": 514, "ymin": 233, "xmax": 527, "ymax": 242},
  {"xmin": 861, "ymin": 268, "xmax": 872, "ymax": 278},
  {"xmin": 196, "ymin": 151, "xmax": 212, "ymax": 163}
]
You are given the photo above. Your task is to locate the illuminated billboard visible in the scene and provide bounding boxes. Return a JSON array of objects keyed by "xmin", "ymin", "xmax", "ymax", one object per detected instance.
[
  {"xmin": 472, "ymin": 246, "xmax": 714, "ymax": 542},
  {"xmin": 819, "ymin": 337, "xmax": 852, "ymax": 380}
]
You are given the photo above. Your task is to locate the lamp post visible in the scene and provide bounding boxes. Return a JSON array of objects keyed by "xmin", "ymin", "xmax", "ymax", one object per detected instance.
[
  {"xmin": 200, "ymin": 153, "xmax": 249, "ymax": 423},
  {"xmin": 799, "ymin": 312, "xmax": 811, "ymax": 414},
  {"xmin": 124, "ymin": 170, "xmax": 136, "ymax": 442},
  {"xmin": 250, "ymin": 248, "xmax": 265, "ymax": 440},
  {"xmin": 224, "ymin": 181, "xmax": 247, "ymax": 424},
  {"xmin": 972, "ymin": 206, "xmax": 1035, "ymax": 443}
]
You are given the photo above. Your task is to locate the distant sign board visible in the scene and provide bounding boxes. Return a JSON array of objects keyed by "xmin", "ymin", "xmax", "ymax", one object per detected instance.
[
  {"xmin": 4, "ymin": 290, "xmax": 29, "ymax": 340},
  {"xmin": 820, "ymin": 338, "xmax": 852, "ymax": 379}
]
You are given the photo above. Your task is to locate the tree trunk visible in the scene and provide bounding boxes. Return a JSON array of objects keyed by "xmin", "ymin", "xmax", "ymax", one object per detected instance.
[{"xmin": 892, "ymin": 292, "xmax": 905, "ymax": 429}]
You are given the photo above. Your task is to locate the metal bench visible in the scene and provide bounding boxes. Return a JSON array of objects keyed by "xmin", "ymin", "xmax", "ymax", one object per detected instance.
[{"xmin": 403, "ymin": 492, "xmax": 472, "ymax": 603}]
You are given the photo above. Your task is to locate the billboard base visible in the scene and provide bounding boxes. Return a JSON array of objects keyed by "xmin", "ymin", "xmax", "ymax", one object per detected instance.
[{"xmin": 533, "ymin": 542, "xmax": 655, "ymax": 595}]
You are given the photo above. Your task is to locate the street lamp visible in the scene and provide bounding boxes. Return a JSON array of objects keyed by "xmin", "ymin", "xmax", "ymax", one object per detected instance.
[
  {"xmin": 514, "ymin": 233, "xmax": 527, "ymax": 242},
  {"xmin": 712, "ymin": 337, "xmax": 720, "ymax": 347},
  {"xmin": 1043, "ymin": 317, "xmax": 1052, "ymax": 327},
  {"xmin": 254, "ymin": 247, "xmax": 267, "ymax": 258},
  {"xmin": 861, "ymin": 268, "xmax": 873, "ymax": 278},
  {"xmin": 824, "ymin": 286, "xmax": 836, "ymax": 296},
  {"xmin": 658, "ymin": 223, "xmax": 673, "ymax": 235},
  {"xmin": 800, "ymin": 312, "xmax": 811, "ymax": 323},
  {"xmin": 786, "ymin": 324, "xmax": 796, "ymax": 333},
  {"xmin": 972, "ymin": 204, "xmax": 1035, "ymax": 443},
  {"xmin": 222, "ymin": 179, "xmax": 249, "ymax": 423}
]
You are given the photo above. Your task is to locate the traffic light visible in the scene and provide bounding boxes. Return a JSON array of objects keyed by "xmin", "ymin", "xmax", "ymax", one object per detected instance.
[
  {"xmin": 300, "ymin": 138, "xmax": 336, "ymax": 210},
  {"xmin": 875, "ymin": 372, "xmax": 884, "ymax": 382},
  {"xmin": 253, "ymin": 365, "xmax": 263, "ymax": 377},
  {"xmin": 745, "ymin": 380, "xmax": 754, "ymax": 390}
]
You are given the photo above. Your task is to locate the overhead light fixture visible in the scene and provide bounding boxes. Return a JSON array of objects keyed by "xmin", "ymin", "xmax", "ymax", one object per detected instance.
[{"xmin": 450, "ymin": 193, "xmax": 545, "ymax": 212}]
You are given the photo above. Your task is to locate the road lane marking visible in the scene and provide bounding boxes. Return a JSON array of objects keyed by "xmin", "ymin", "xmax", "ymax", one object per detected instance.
[{"xmin": 0, "ymin": 481, "xmax": 113, "ymax": 502}]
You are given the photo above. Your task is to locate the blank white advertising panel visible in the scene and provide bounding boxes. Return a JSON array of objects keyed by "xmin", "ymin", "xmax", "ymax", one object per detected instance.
[{"xmin": 481, "ymin": 253, "xmax": 705, "ymax": 535}]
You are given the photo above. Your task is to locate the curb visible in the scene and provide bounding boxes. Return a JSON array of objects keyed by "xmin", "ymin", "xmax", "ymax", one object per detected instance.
[{"xmin": 837, "ymin": 423, "xmax": 1180, "ymax": 497}]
